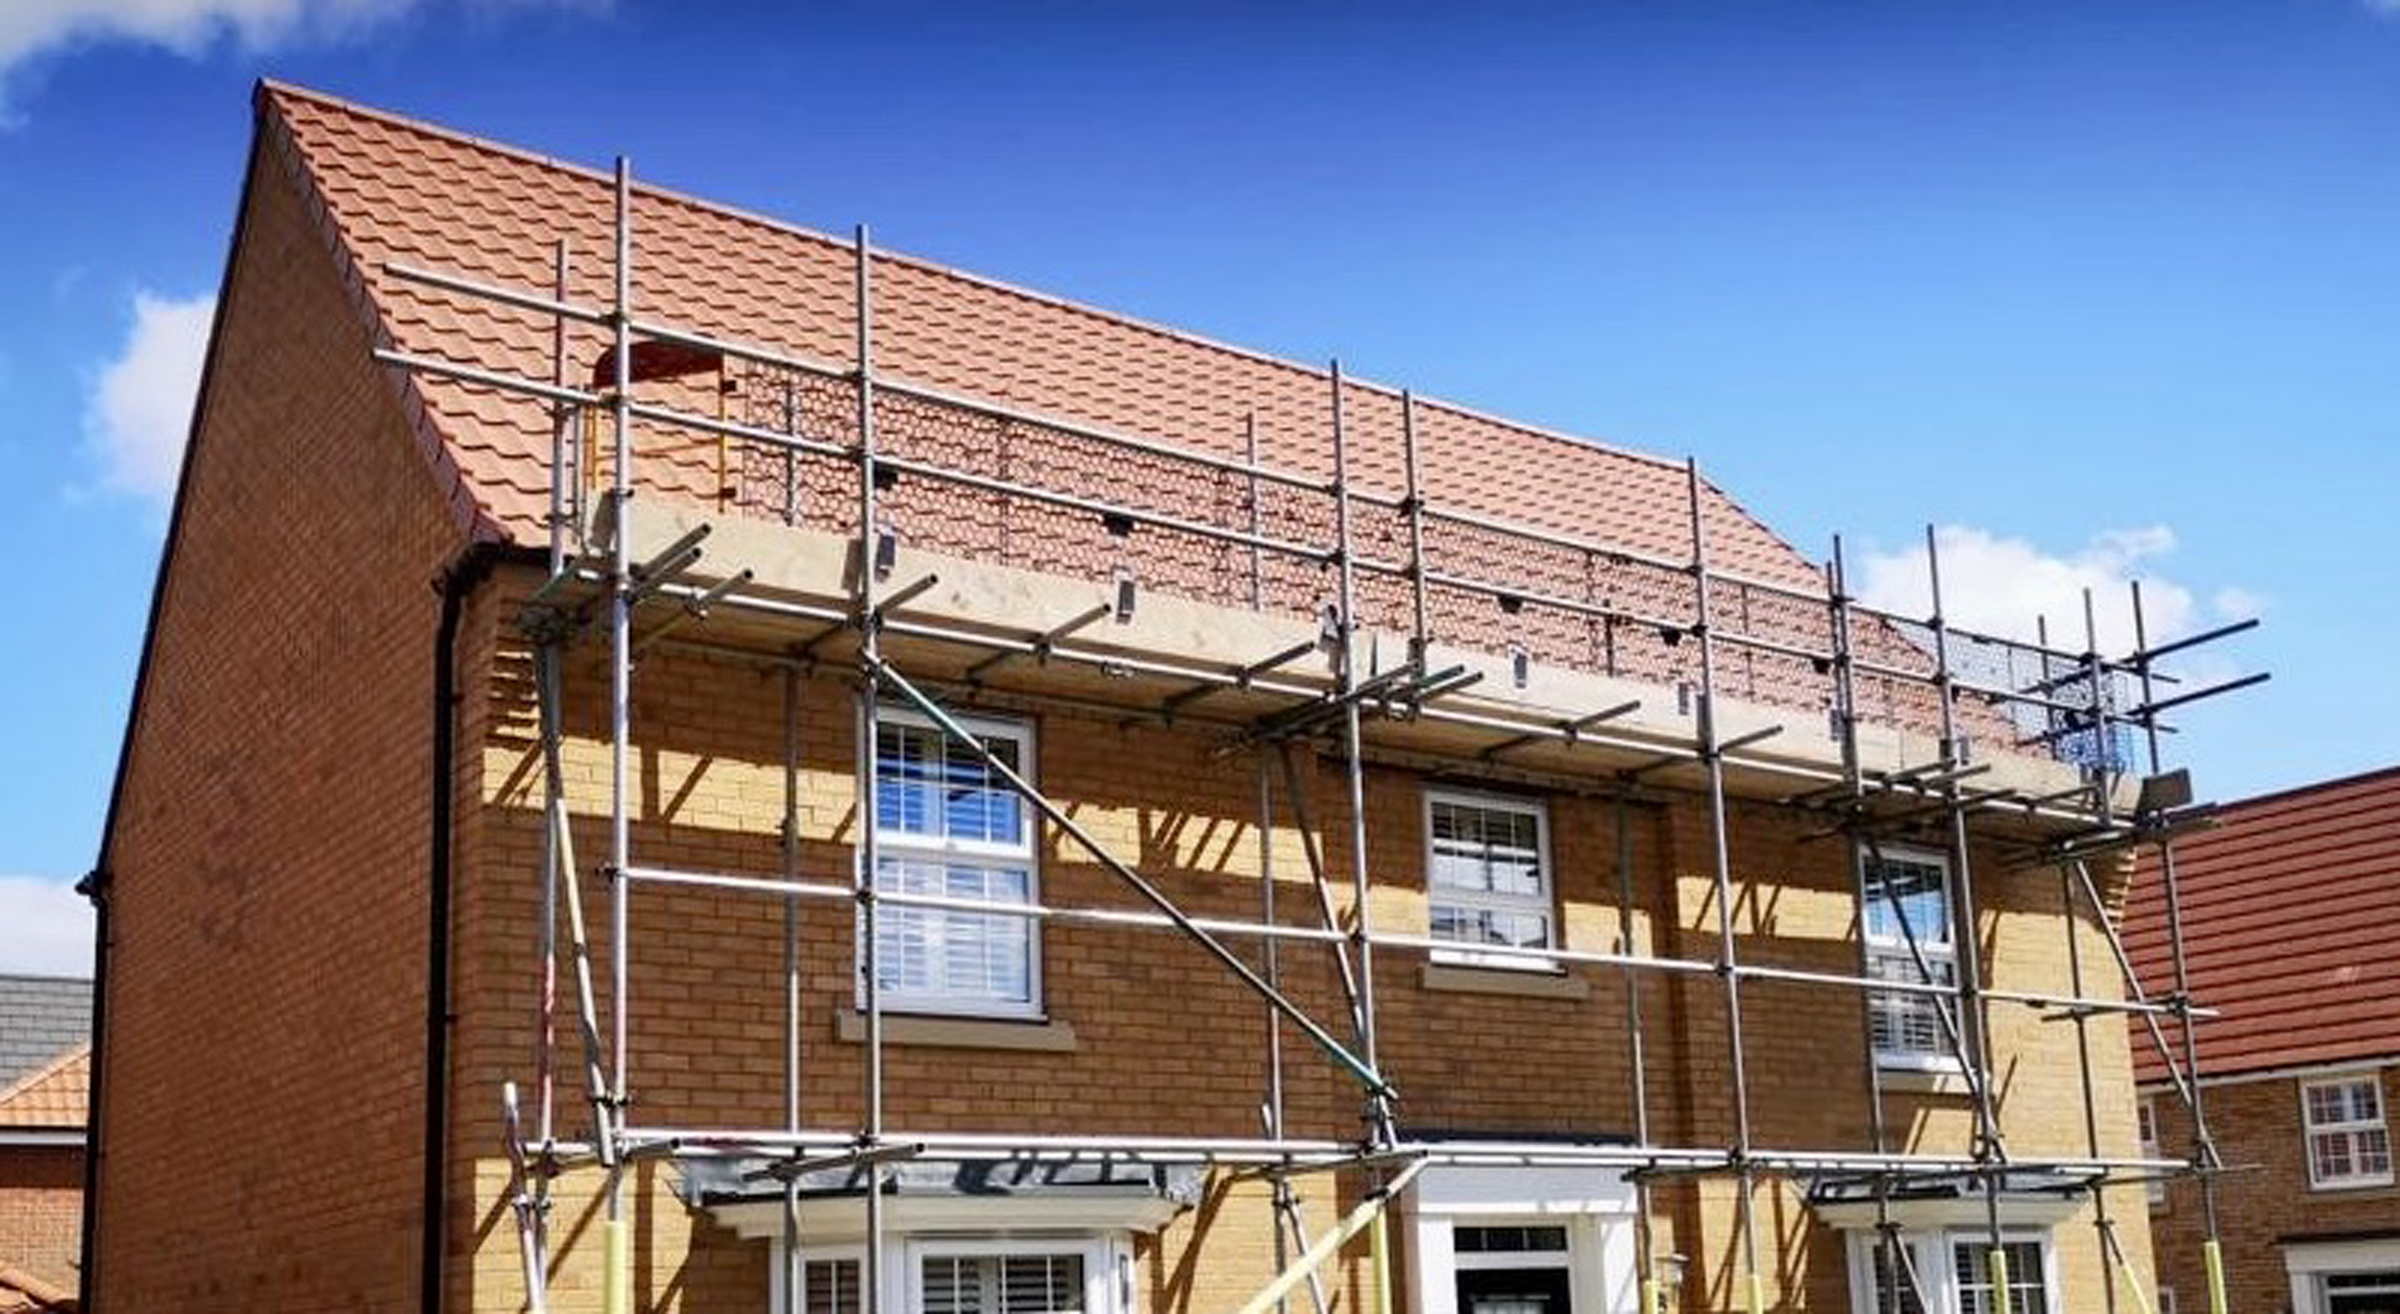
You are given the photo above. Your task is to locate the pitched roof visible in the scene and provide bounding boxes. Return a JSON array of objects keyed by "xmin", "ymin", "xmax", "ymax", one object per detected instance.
[
  {"xmin": 0, "ymin": 978, "xmax": 89, "ymax": 1093},
  {"xmin": 2127, "ymin": 766, "xmax": 2400, "ymax": 1083},
  {"xmin": 252, "ymin": 82, "xmax": 2027, "ymax": 745},
  {"xmin": 0, "ymin": 1045, "xmax": 87, "ymax": 1131},
  {"xmin": 256, "ymin": 80, "xmax": 1821, "ymax": 581}
]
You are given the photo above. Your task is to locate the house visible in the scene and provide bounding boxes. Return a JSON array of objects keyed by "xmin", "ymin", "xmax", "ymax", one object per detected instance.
[
  {"xmin": 2132, "ymin": 767, "xmax": 2400, "ymax": 1314},
  {"xmin": 0, "ymin": 975, "xmax": 92, "ymax": 1311},
  {"xmin": 83, "ymin": 81, "xmax": 2253, "ymax": 1313}
]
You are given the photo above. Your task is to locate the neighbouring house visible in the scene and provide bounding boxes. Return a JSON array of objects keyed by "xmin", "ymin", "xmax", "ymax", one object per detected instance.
[
  {"xmin": 0, "ymin": 975, "xmax": 91, "ymax": 1312},
  {"xmin": 2133, "ymin": 767, "xmax": 2400, "ymax": 1314},
  {"xmin": 84, "ymin": 81, "xmax": 2254, "ymax": 1314}
]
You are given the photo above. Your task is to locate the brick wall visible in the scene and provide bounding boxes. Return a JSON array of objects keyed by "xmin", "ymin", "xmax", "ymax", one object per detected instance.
[
  {"xmin": 2147, "ymin": 1067, "xmax": 2400, "ymax": 1314},
  {"xmin": 0, "ymin": 1145, "xmax": 83, "ymax": 1292},
  {"xmin": 90, "ymin": 133, "xmax": 467, "ymax": 1310},
  {"xmin": 442, "ymin": 625, "xmax": 2155, "ymax": 1312}
]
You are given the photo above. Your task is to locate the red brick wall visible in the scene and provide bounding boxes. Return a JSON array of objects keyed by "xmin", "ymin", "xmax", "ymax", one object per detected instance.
[
  {"xmin": 2148, "ymin": 1068, "xmax": 2400, "ymax": 1314},
  {"xmin": 0, "ymin": 1145, "xmax": 83, "ymax": 1292},
  {"xmin": 90, "ymin": 136, "xmax": 466, "ymax": 1310}
]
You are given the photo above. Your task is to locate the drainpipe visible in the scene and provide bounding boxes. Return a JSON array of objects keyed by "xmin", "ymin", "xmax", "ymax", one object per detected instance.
[
  {"xmin": 72, "ymin": 868, "xmax": 110, "ymax": 1310},
  {"xmin": 424, "ymin": 542, "xmax": 515, "ymax": 1314}
]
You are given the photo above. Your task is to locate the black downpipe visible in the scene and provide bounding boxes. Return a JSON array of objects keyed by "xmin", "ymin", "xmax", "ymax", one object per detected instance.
[
  {"xmin": 71, "ymin": 867, "xmax": 110, "ymax": 1308},
  {"xmin": 423, "ymin": 542, "xmax": 512, "ymax": 1314}
]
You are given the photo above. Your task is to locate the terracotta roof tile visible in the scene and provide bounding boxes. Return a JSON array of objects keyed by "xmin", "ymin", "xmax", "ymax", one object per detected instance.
[
  {"xmin": 2128, "ymin": 767, "xmax": 2400, "ymax": 1082},
  {"xmin": 0, "ymin": 1044, "xmax": 87, "ymax": 1130},
  {"xmin": 254, "ymin": 81, "xmax": 2009, "ymax": 738}
]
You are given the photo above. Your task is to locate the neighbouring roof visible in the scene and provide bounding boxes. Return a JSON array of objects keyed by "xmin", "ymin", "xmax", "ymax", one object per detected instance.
[
  {"xmin": 0, "ymin": 1045, "xmax": 88, "ymax": 1132},
  {"xmin": 255, "ymin": 79, "xmax": 1823, "ymax": 585},
  {"xmin": 2128, "ymin": 766, "xmax": 2400, "ymax": 1083},
  {"xmin": 0, "ymin": 1264, "xmax": 74, "ymax": 1314},
  {"xmin": 0, "ymin": 978, "xmax": 90, "ymax": 1094}
]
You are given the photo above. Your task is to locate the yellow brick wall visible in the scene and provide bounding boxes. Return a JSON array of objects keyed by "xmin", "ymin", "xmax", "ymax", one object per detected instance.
[{"xmin": 444, "ymin": 624, "xmax": 2157, "ymax": 1313}]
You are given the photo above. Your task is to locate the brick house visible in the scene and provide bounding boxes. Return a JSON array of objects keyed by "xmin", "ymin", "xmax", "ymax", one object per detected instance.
[
  {"xmin": 82, "ymin": 81, "xmax": 2244, "ymax": 1313},
  {"xmin": 0, "ymin": 975, "xmax": 91, "ymax": 1311},
  {"xmin": 2132, "ymin": 768, "xmax": 2400, "ymax": 1314}
]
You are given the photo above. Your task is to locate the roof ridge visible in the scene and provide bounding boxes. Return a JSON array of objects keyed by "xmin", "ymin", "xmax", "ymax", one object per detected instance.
[
  {"xmin": 253, "ymin": 80, "xmax": 1720, "ymax": 488},
  {"xmin": 2213, "ymin": 762, "xmax": 2400, "ymax": 814}
]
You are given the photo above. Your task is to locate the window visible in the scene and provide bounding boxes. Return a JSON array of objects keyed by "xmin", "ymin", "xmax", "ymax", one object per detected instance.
[
  {"xmin": 783, "ymin": 1240, "xmax": 1120, "ymax": 1314},
  {"xmin": 911, "ymin": 1239, "xmax": 1113, "ymax": 1314},
  {"xmin": 1860, "ymin": 847, "xmax": 1959, "ymax": 1069},
  {"xmin": 1953, "ymin": 1240, "xmax": 2049, "ymax": 1314},
  {"xmin": 1450, "ymin": 1220, "xmax": 1575, "ymax": 1314},
  {"xmin": 870, "ymin": 708, "xmax": 1040, "ymax": 1017},
  {"xmin": 2303, "ymin": 1074, "xmax": 2393, "ymax": 1190},
  {"xmin": 1425, "ymin": 790, "xmax": 1554, "ymax": 964},
  {"xmin": 1850, "ymin": 1231, "xmax": 2054, "ymax": 1314},
  {"xmin": 2139, "ymin": 1097, "xmax": 2167, "ymax": 1206}
]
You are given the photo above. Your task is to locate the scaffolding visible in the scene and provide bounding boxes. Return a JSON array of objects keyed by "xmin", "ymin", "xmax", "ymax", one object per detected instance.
[{"xmin": 376, "ymin": 160, "xmax": 2264, "ymax": 1314}]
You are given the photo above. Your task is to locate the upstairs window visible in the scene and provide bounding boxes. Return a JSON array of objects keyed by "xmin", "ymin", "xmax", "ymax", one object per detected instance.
[
  {"xmin": 1424, "ymin": 790, "xmax": 1554, "ymax": 964},
  {"xmin": 870, "ymin": 708, "xmax": 1040, "ymax": 1018},
  {"xmin": 2303, "ymin": 1074, "xmax": 2392, "ymax": 1190},
  {"xmin": 1860, "ymin": 847, "xmax": 1960, "ymax": 1070}
]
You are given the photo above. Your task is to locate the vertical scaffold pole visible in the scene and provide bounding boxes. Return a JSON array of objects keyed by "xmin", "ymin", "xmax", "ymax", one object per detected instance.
[
  {"xmin": 1923, "ymin": 527, "xmax": 2010, "ymax": 1269},
  {"xmin": 852, "ymin": 222, "xmax": 890, "ymax": 1314},
  {"xmin": 1684, "ymin": 460, "xmax": 1762, "ymax": 1314},
  {"xmin": 1613, "ymin": 793, "xmax": 1661, "ymax": 1314},
  {"xmin": 1328, "ymin": 363, "xmax": 1392, "ymax": 1148},
  {"xmin": 2132, "ymin": 581, "xmax": 2227, "ymax": 1314},
  {"xmin": 1257, "ymin": 760, "xmax": 1292, "ymax": 1314},
  {"xmin": 602, "ymin": 156, "xmax": 634, "ymax": 1314},
  {"xmin": 1245, "ymin": 413, "xmax": 1265, "ymax": 612},
  {"xmin": 536, "ymin": 235, "xmax": 569, "ymax": 1164},
  {"xmin": 1399, "ymin": 390, "xmax": 1431, "ymax": 667},
  {"xmin": 2061, "ymin": 855, "xmax": 2122, "ymax": 1314},
  {"xmin": 782, "ymin": 666, "xmax": 805, "ymax": 1314}
]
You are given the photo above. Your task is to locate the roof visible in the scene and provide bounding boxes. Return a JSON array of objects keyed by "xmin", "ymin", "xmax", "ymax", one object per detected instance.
[
  {"xmin": 244, "ymin": 82, "xmax": 2030, "ymax": 746},
  {"xmin": 0, "ymin": 1045, "xmax": 88, "ymax": 1131},
  {"xmin": 0, "ymin": 1265, "xmax": 74, "ymax": 1314},
  {"xmin": 2128, "ymin": 765, "xmax": 2400, "ymax": 1083},
  {"xmin": 0, "ymin": 978, "xmax": 90, "ymax": 1093},
  {"xmin": 254, "ymin": 80, "xmax": 1821, "ymax": 585}
]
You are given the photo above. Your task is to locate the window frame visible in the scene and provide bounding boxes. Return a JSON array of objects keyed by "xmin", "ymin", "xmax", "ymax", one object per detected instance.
[
  {"xmin": 1421, "ymin": 787, "xmax": 1559, "ymax": 971},
  {"xmin": 2138, "ymin": 1095, "xmax": 2167, "ymax": 1207},
  {"xmin": 865, "ymin": 703, "xmax": 1044, "ymax": 1021},
  {"xmin": 1858, "ymin": 844, "xmax": 1963, "ymax": 1074},
  {"xmin": 1844, "ymin": 1227, "xmax": 2057, "ymax": 1314},
  {"xmin": 2300, "ymin": 1072, "xmax": 2394, "ymax": 1192}
]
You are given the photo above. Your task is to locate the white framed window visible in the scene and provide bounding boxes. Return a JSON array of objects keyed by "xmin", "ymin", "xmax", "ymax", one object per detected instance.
[
  {"xmin": 868, "ymin": 706, "xmax": 1041, "ymax": 1018},
  {"xmin": 1424, "ymin": 789, "xmax": 1555, "ymax": 967},
  {"xmin": 1848, "ymin": 1230, "xmax": 2055, "ymax": 1314},
  {"xmin": 2302, "ymin": 1073, "xmax": 2392, "ymax": 1190},
  {"xmin": 2138, "ymin": 1096, "xmax": 2167, "ymax": 1206},
  {"xmin": 1860, "ymin": 846, "xmax": 1960, "ymax": 1071},
  {"xmin": 908, "ymin": 1236, "xmax": 1117, "ymax": 1313},
  {"xmin": 779, "ymin": 1237, "xmax": 1124, "ymax": 1314}
]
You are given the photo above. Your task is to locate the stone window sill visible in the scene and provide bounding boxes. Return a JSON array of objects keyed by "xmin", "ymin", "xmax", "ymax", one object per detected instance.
[
  {"xmin": 834, "ymin": 1012, "xmax": 1080, "ymax": 1052},
  {"xmin": 1419, "ymin": 962, "xmax": 1591, "ymax": 1001}
]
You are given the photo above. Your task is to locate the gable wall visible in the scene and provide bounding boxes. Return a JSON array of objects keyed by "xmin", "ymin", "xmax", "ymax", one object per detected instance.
[{"xmin": 90, "ymin": 137, "xmax": 467, "ymax": 1310}]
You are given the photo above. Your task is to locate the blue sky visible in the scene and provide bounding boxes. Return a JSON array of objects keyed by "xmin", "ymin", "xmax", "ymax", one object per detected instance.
[{"xmin": 2, "ymin": 0, "xmax": 2393, "ymax": 971}]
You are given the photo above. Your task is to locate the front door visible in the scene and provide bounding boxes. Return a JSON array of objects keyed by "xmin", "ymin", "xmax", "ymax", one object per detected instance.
[
  {"xmin": 1456, "ymin": 1265, "xmax": 1572, "ymax": 1314},
  {"xmin": 1451, "ymin": 1223, "xmax": 1573, "ymax": 1314}
]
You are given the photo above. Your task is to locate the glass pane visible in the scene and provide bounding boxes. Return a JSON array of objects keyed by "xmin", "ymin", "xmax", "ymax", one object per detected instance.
[
  {"xmin": 2358, "ymin": 1127, "xmax": 2392, "ymax": 1177},
  {"xmin": 1000, "ymin": 1254, "xmax": 1085, "ymax": 1312},
  {"xmin": 1865, "ymin": 857, "xmax": 1952, "ymax": 950},
  {"xmin": 1430, "ymin": 801, "xmax": 1544, "ymax": 897},
  {"xmin": 874, "ymin": 858, "xmax": 1034, "ymax": 1005},
  {"xmin": 922, "ymin": 1255, "xmax": 978, "ymax": 1314},
  {"xmin": 877, "ymin": 721, "xmax": 1024, "ymax": 847},
  {"xmin": 1868, "ymin": 1241, "xmax": 1929, "ymax": 1314},
  {"xmin": 804, "ymin": 1259, "xmax": 860, "ymax": 1314},
  {"xmin": 1431, "ymin": 903, "xmax": 1550, "ymax": 949}
]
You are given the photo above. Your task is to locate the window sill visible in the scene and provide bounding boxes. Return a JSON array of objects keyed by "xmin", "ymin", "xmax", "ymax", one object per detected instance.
[
  {"xmin": 834, "ymin": 1012, "xmax": 1080, "ymax": 1052},
  {"xmin": 2305, "ymin": 1176, "xmax": 2396, "ymax": 1194},
  {"xmin": 1419, "ymin": 961, "xmax": 1590, "ymax": 1001},
  {"xmin": 1878, "ymin": 1066, "xmax": 1973, "ymax": 1097}
]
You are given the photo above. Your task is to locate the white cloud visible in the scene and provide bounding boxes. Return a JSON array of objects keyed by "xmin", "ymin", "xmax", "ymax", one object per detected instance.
[
  {"xmin": 0, "ymin": 876, "xmax": 93, "ymax": 978},
  {"xmin": 85, "ymin": 289, "xmax": 214, "ymax": 504},
  {"xmin": 1855, "ymin": 523, "xmax": 2257, "ymax": 657},
  {"xmin": 1, "ymin": 0, "xmax": 610, "ymax": 111}
]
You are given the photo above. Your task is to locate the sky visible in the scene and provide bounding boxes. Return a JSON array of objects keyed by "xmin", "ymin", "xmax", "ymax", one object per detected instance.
[{"xmin": 2, "ymin": 0, "xmax": 2394, "ymax": 974}]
